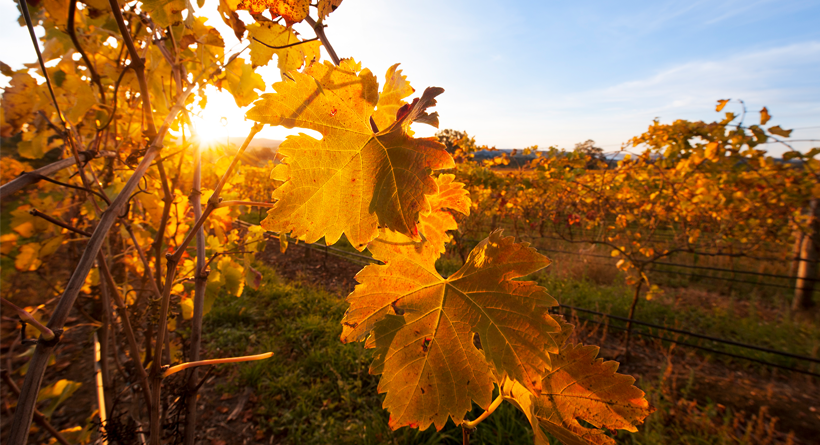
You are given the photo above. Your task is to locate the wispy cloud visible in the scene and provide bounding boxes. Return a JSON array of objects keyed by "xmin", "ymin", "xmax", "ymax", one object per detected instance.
[{"xmin": 459, "ymin": 42, "xmax": 820, "ymax": 151}]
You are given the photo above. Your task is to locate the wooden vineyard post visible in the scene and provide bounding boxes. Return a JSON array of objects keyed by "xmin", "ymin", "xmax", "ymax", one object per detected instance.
[{"xmin": 793, "ymin": 199, "xmax": 820, "ymax": 313}]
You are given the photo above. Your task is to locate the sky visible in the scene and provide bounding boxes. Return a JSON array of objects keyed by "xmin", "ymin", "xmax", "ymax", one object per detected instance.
[{"xmin": 1, "ymin": 0, "xmax": 819, "ymax": 155}]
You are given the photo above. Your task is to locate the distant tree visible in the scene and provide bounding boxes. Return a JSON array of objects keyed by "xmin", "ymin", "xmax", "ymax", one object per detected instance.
[
  {"xmin": 573, "ymin": 139, "xmax": 606, "ymax": 168},
  {"xmin": 436, "ymin": 129, "xmax": 474, "ymax": 154}
]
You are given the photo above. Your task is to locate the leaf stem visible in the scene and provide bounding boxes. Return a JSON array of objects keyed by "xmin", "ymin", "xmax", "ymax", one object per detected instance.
[
  {"xmin": 462, "ymin": 394, "xmax": 504, "ymax": 429},
  {"xmin": 29, "ymin": 208, "xmax": 92, "ymax": 237},
  {"xmin": 217, "ymin": 200, "xmax": 276, "ymax": 208},
  {"xmin": 163, "ymin": 352, "xmax": 274, "ymax": 378}
]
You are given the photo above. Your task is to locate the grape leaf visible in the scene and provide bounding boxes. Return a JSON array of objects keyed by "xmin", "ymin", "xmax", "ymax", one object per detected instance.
[
  {"xmin": 218, "ymin": 0, "xmax": 247, "ymax": 40},
  {"xmin": 247, "ymin": 60, "xmax": 453, "ymax": 250},
  {"xmin": 715, "ymin": 99, "xmax": 730, "ymax": 112},
  {"xmin": 371, "ymin": 64, "xmax": 415, "ymax": 132},
  {"xmin": 42, "ymin": 0, "xmax": 69, "ymax": 27},
  {"xmin": 370, "ymin": 174, "xmax": 470, "ymax": 261},
  {"xmin": 18, "ymin": 128, "xmax": 61, "ymax": 159},
  {"xmin": 237, "ymin": 0, "xmax": 309, "ymax": 26},
  {"xmin": 317, "ymin": 0, "xmax": 343, "ymax": 21},
  {"xmin": 59, "ymin": 74, "xmax": 97, "ymax": 125},
  {"xmin": 341, "ymin": 230, "xmax": 560, "ymax": 430},
  {"xmin": 759, "ymin": 107, "xmax": 771, "ymax": 125},
  {"xmin": 0, "ymin": 233, "xmax": 18, "ymax": 255},
  {"xmin": 501, "ymin": 343, "xmax": 653, "ymax": 445},
  {"xmin": 418, "ymin": 174, "xmax": 471, "ymax": 256},
  {"xmin": 1, "ymin": 72, "xmax": 37, "ymax": 138},
  {"xmin": 768, "ymin": 125, "xmax": 792, "ymax": 138},
  {"xmin": 749, "ymin": 125, "xmax": 768, "ymax": 144},
  {"xmin": 222, "ymin": 57, "xmax": 265, "ymax": 107},
  {"xmin": 269, "ymin": 0, "xmax": 310, "ymax": 25},
  {"xmin": 15, "ymin": 243, "xmax": 42, "ymax": 271},
  {"xmin": 36, "ymin": 379, "xmax": 82, "ymax": 419},
  {"xmin": 247, "ymin": 22, "xmax": 320, "ymax": 74},
  {"xmin": 141, "ymin": 0, "xmax": 187, "ymax": 28}
]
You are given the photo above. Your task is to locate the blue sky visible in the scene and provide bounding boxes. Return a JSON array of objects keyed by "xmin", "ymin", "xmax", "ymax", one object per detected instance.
[{"xmin": 2, "ymin": 0, "xmax": 819, "ymax": 155}]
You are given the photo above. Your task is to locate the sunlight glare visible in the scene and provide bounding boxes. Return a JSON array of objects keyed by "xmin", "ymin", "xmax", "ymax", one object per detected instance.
[{"xmin": 191, "ymin": 84, "xmax": 323, "ymax": 148}]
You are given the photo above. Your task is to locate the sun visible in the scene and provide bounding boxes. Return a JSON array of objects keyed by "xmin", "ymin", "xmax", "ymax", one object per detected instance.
[
  {"xmin": 188, "ymin": 84, "xmax": 327, "ymax": 148},
  {"xmin": 192, "ymin": 112, "xmax": 230, "ymax": 147},
  {"xmin": 190, "ymin": 85, "xmax": 255, "ymax": 147}
]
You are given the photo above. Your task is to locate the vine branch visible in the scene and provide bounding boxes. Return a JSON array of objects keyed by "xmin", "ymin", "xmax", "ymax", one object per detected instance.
[
  {"xmin": 252, "ymin": 36, "xmax": 319, "ymax": 49},
  {"xmin": 163, "ymin": 352, "xmax": 274, "ymax": 378},
  {"xmin": 305, "ymin": 16, "xmax": 339, "ymax": 65},
  {"xmin": 0, "ymin": 298, "xmax": 55, "ymax": 341}
]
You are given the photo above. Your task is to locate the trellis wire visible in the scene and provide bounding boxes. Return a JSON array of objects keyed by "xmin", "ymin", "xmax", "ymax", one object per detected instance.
[{"xmin": 235, "ymin": 221, "xmax": 819, "ymax": 378}]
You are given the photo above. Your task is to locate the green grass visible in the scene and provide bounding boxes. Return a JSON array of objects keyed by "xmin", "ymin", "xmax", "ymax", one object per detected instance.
[
  {"xmin": 202, "ymin": 263, "xmax": 806, "ymax": 444},
  {"xmin": 203, "ymin": 264, "xmax": 538, "ymax": 445}
]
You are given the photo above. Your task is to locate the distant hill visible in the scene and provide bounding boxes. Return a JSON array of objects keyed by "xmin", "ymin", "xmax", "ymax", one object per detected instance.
[{"xmin": 218, "ymin": 137, "xmax": 282, "ymax": 166}]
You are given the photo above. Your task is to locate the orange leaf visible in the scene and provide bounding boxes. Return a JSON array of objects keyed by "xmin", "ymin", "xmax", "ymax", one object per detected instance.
[
  {"xmin": 341, "ymin": 230, "xmax": 559, "ymax": 430},
  {"xmin": 502, "ymin": 344, "xmax": 654, "ymax": 445}
]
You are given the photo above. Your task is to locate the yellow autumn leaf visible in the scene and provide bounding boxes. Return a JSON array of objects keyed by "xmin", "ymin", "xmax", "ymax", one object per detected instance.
[
  {"xmin": 39, "ymin": 235, "xmax": 65, "ymax": 258},
  {"xmin": 0, "ymin": 233, "xmax": 18, "ymax": 255},
  {"xmin": 715, "ymin": 99, "xmax": 730, "ymax": 112},
  {"xmin": 58, "ymin": 70, "xmax": 98, "ymax": 126},
  {"xmin": 247, "ymin": 60, "xmax": 454, "ymax": 250},
  {"xmin": 759, "ymin": 106, "xmax": 771, "ymax": 125},
  {"xmin": 279, "ymin": 232, "xmax": 288, "ymax": 253},
  {"xmin": 371, "ymin": 64, "xmax": 415, "ymax": 132},
  {"xmin": 15, "ymin": 243, "xmax": 42, "ymax": 271},
  {"xmin": 704, "ymin": 141, "xmax": 719, "ymax": 160},
  {"xmin": 36, "ymin": 379, "xmax": 82, "ymax": 418},
  {"xmin": 141, "ymin": 0, "xmax": 187, "ymax": 29},
  {"xmin": 502, "ymin": 343, "xmax": 653, "ymax": 445},
  {"xmin": 42, "ymin": 0, "xmax": 69, "ymax": 27},
  {"xmin": 317, "ymin": 0, "xmax": 343, "ymax": 20},
  {"xmin": 181, "ymin": 297, "xmax": 194, "ymax": 320},
  {"xmin": 610, "ymin": 249, "xmax": 620, "ymax": 257},
  {"xmin": 341, "ymin": 230, "xmax": 559, "ymax": 430},
  {"xmin": 223, "ymin": 58, "xmax": 265, "ymax": 107},
  {"xmin": 211, "ymin": 256, "xmax": 245, "ymax": 297},
  {"xmin": 247, "ymin": 22, "xmax": 320, "ymax": 74},
  {"xmin": 1, "ymin": 72, "xmax": 37, "ymax": 138}
]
